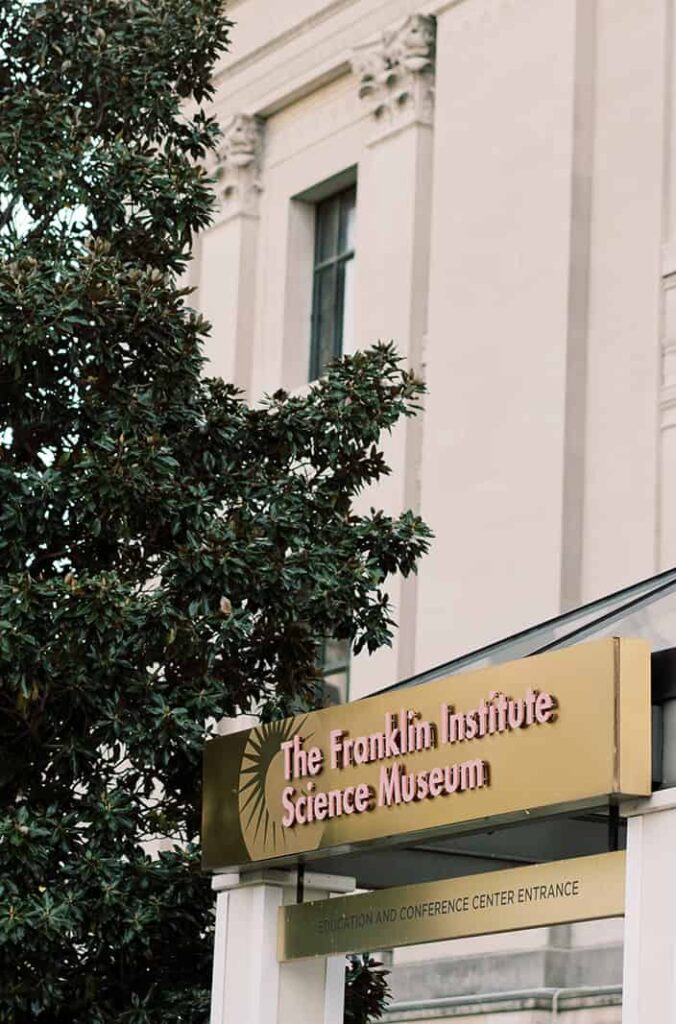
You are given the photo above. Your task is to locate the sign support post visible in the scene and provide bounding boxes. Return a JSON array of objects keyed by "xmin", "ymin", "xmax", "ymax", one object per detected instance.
[
  {"xmin": 622, "ymin": 787, "xmax": 676, "ymax": 1024},
  {"xmin": 209, "ymin": 870, "xmax": 355, "ymax": 1024}
]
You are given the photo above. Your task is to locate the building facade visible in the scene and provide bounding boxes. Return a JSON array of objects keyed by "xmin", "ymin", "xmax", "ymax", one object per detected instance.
[{"xmin": 194, "ymin": 0, "xmax": 676, "ymax": 1019}]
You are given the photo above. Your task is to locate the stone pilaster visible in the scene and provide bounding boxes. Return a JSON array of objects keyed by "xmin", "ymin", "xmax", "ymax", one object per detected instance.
[
  {"xmin": 348, "ymin": 15, "xmax": 435, "ymax": 691},
  {"xmin": 198, "ymin": 113, "xmax": 265, "ymax": 393},
  {"xmin": 216, "ymin": 113, "xmax": 264, "ymax": 221},
  {"xmin": 658, "ymin": 255, "xmax": 676, "ymax": 568}
]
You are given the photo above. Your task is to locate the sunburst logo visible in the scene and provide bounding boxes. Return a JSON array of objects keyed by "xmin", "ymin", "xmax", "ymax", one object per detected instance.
[{"xmin": 238, "ymin": 716, "xmax": 326, "ymax": 859}]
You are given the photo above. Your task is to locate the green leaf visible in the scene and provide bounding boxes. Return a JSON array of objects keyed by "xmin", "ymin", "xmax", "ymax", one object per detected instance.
[{"xmin": 0, "ymin": 5, "xmax": 428, "ymax": 1022}]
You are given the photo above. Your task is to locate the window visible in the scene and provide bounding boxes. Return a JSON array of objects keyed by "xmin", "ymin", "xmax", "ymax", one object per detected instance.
[
  {"xmin": 320, "ymin": 637, "xmax": 351, "ymax": 705},
  {"xmin": 309, "ymin": 186, "xmax": 356, "ymax": 380}
]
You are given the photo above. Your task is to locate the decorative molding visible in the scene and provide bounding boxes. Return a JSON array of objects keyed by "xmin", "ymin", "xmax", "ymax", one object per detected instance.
[
  {"xmin": 661, "ymin": 265, "xmax": 676, "ymax": 425},
  {"xmin": 351, "ymin": 14, "xmax": 436, "ymax": 138},
  {"xmin": 216, "ymin": 114, "xmax": 265, "ymax": 220},
  {"xmin": 660, "ymin": 339, "xmax": 676, "ymax": 428},
  {"xmin": 210, "ymin": 3, "xmax": 437, "ymax": 131},
  {"xmin": 212, "ymin": 0, "xmax": 363, "ymax": 85}
]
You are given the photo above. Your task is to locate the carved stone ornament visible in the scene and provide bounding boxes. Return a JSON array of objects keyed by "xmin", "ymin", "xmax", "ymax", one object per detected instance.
[
  {"xmin": 216, "ymin": 114, "xmax": 264, "ymax": 219},
  {"xmin": 351, "ymin": 14, "xmax": 436, "ymax": 134}
]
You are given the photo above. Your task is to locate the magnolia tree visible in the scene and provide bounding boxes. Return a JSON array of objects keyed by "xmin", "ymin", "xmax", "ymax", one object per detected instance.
[{"xmin": 0, "ymin": 2, "xmax": 431, "ymax": 1021}]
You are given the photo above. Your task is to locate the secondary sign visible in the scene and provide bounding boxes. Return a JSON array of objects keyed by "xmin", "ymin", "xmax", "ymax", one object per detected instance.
[
  {"xmin": 202, "ymin": 637, "xmax": 650, "ymax": 870},
  {"xmin": 278, "ymin": 852, "xmax": 626, "ymax": 960}
]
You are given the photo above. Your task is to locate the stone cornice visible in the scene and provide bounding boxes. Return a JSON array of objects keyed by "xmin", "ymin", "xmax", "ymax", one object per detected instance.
[
  {"xmin": 212, "ymin": 0, "xmax": 363, "ymax": 85},
  {"xmin": 211, "ymin": 0, "xmax": 436, "ymax": 124}
]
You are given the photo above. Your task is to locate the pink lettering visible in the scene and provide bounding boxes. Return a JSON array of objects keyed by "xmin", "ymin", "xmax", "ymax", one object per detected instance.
[
  {"xmin": 281, "ymin": 741, "xmax": 294, "ymax": 781},
  {"xmin": 354, "ymin": 784, "xmax": 373, "ymax": 813},
  {"xmin": 524, "ymin": 689, "xmax": 537, "ymax": 725},
  {"xmin": 307, "ymin": 747, "xmax": 324, "ymax": 776},
  {"xmin": 281, "ymin": 786, "xmax": 296, "ymax": 827},
  {"xmin": 535, "ymin": 692, "xmax": 557, "ymax": 723},
  {"xmin": 330, "ymin": 730, "xmax": 345, "ymax": 770}
]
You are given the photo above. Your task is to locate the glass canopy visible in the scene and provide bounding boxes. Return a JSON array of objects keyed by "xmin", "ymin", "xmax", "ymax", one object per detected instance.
[
  {"xmin": 322, "ymin": 568, "xmax": 676, "ymax": 887},
  {"xmin": 380, "ymin": 566, "xmax": 676, "ymax": 695}
]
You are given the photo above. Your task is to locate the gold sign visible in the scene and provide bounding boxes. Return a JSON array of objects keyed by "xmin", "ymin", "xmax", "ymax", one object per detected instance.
[
  {"xmin": 202, "ymin": 638, "xmax": 650, "ymax": 870},
  {"xmin": 278, "ymin": 852, "xmax": 626, "ymax": 960}
]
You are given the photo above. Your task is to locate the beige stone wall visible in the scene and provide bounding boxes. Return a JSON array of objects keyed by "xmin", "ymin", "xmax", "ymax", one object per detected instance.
[
  {"xmin": 196, "ymin": 0, "xmax": 675, "ymax": 1016},
  {"xmin": 196, "ymin": 0, "xmax": 674, "ymax": 684}
]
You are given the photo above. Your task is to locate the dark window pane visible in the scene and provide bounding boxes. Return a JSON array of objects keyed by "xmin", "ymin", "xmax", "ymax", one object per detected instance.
[
  {"xmin": 319, "ymin": 638, "xmax": 351, "ymax": 704},
  {"xmin": 339, "ymin": 190, "xmax": 356, "ymax": 252},
  {"xmin": 317, "ymin": 195, "xmax": 340, "ymax": 263},
  {"xmin": 311, "ymin": 264, "xmax": 339, "ymax": 379},
  {"xmin": 323, "ymin": 669, "xmax": 349, "ymax": 706},
  {"xmin": 323, "ymin": 637, "xmax": 350, "ymax": 672},
  {"xmin": 309, "ymin": 185, "xmax": 357, "ymax": 381},
  {"xmin": 342, "ymin": 256, "xmax": 355, "ymax": 354}
]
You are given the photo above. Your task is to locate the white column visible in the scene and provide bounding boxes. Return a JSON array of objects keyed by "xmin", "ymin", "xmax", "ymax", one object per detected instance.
[
  {"xmin": 417, "ymin": 0, "xmax": 589, "ymax": 662},
  {"xmin": 582, "ymin": 0, "xmax": 666, "ymax": 596},
  {"xmin": 658, "ymin": 274, "xmax": 676, "ymax": 569},
  {"xmin": 622, "ymin": 787, "xmax": 676, "ymax": 1023},
  {"xmin": 350, "ymin": 14, "xmax": 435, "ymax": 693},
  {"xmin": 323, "ymin": 954, "xmax": 348, "ymax": 1024},
  {"xmin": 659, "ymin": 5, "xmax": 676, "ymax": 571},
  {"xmin": 199, "ymin": 114, "xmax": 264, "ymax": 395},
  {"xmin": 210, "ymin": 871, "xmax": 282, "ymax": 1024},
  {"xmin": 209, "ymin": 869, "xmax": 354, "ymax": 1024}
]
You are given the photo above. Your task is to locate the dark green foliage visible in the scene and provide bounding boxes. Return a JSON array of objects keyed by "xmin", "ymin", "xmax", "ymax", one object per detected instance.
[
  {"xmin": 344, "ymin": 954, "xmax": 391, "ymax": 1024},
  {"xmin": 0, "ymin": 2, "xmax": 431, "ymax": 1021}
]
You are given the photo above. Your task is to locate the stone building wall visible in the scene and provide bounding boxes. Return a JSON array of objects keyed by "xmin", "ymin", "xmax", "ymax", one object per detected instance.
[{"xmin": 194, "ymin": 0, "xmax": 676, "ymax": 1016}]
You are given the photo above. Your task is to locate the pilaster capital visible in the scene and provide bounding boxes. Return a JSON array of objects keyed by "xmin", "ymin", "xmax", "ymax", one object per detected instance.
[
  {"xmin": 351, "ymin": 14, "xmax": 436, "ymax": 139},
  {"xmin": 215, "ymin": 113, "xmax": 264, "ymax": 221}
]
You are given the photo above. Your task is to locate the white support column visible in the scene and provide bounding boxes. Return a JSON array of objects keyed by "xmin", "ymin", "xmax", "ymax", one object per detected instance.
[
  {"xmin": 323, "ymin": 954, "xmax": 348, "ymax": 1024},
  {"xmin": 210, "ymin": 871, "xmax": 282, "ymax": 1024},
  {"xmin": 622, "ymin": 787, "xmax": 676, "ymax": 1023},
  {"xmin": 209, "ymin": 875, "xmax": 237, "ymax": 1024},
  {"xmin": 209, "ymin": 869, "xmax": 354, "ymax": 1024}
]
